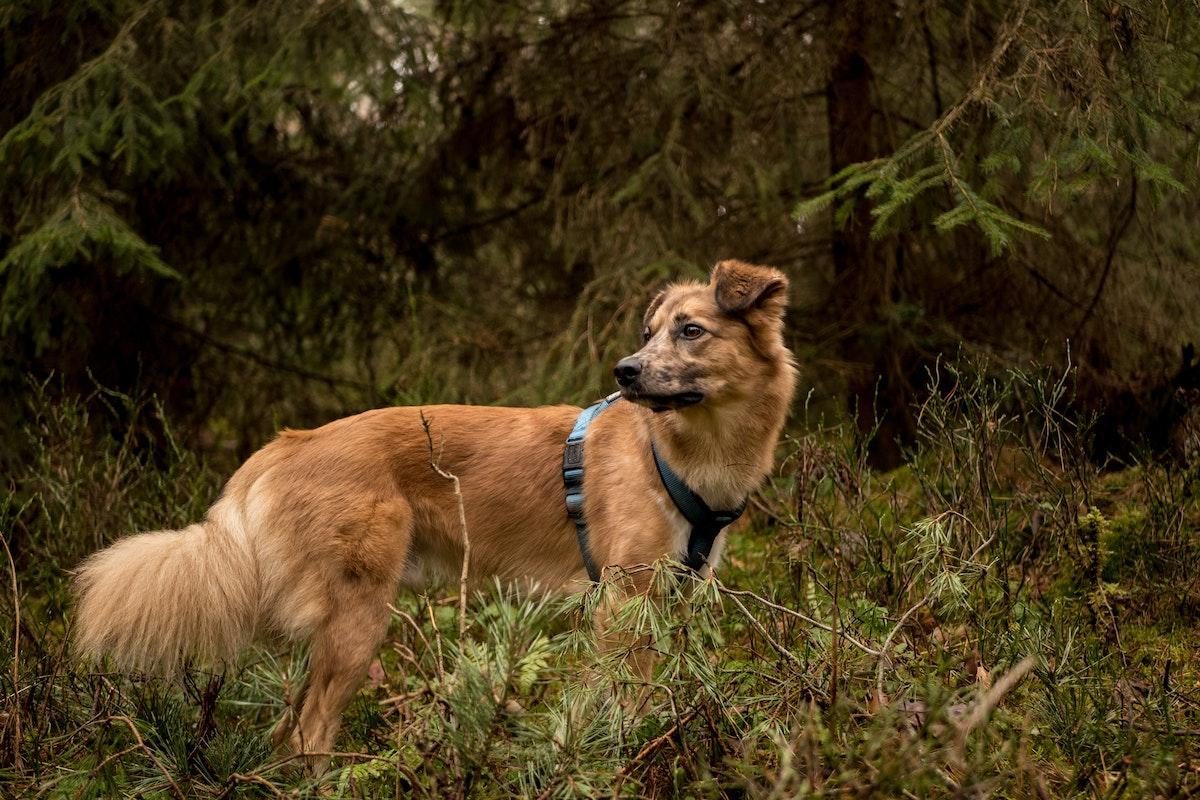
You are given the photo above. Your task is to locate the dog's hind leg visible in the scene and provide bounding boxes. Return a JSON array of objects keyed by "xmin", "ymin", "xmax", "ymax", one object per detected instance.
[
  {"xmin": 278, "ymin": 497, "xmax": 413, "ymax": 773},
  {"xmin": 289, "ymin": 585, "xmax": 392, "ymax": 773}
]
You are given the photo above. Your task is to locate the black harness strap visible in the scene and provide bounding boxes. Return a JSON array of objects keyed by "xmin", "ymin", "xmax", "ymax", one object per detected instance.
[
  {"xmin": 650, "ymin": 442, "xmax": 745, "ymax": 571},
  {"xmin": 563, "ymin": 396, "xmax": 745, "ymax": 580}
]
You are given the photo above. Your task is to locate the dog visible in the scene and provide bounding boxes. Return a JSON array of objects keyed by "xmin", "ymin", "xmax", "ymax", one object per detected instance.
[{"xmin": 73, "ymin": 259, "xmax": 797, "ymax": 767}]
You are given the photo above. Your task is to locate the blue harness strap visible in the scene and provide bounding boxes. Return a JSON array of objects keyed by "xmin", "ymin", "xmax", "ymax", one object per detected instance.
[
  {"xmin": 563, "ymin": 395, "xmax": 746, "ymax": 581},
  {"xmin": 563, "ymin": 392, "xmax": 621, "ymax": 581}
]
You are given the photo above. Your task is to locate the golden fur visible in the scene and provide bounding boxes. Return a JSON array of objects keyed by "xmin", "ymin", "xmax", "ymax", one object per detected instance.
[{"xmin": 73, "ymin": 259, "xmax": 797, "ymax": 766}]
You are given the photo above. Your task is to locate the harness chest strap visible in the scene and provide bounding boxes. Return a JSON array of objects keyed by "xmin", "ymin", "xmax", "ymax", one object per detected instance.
[
  {"xmin": 649, "ymin": 441, "xmax": 745, "ymax": 571},
  {"xmin": 563, "ymin": 395, "xmax": 745, "ymax": 582}
]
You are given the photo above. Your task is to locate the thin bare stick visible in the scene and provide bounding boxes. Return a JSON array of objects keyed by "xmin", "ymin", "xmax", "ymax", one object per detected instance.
[
  {"xmin": 380, "ymin": 688, "xmax": 429, "ymax": 706},
  {"xmin": 391, "ymin": 641, "xmax": 434, "ymax": 686},
  {"xmin": 683, "ymin": 571, "xmax": 882, "ymax": 657},
  {"xmin": 727, "ymin": 584, "xmax": 880, "ymax": 655},
  {"xmin": 388, "ymin": 603, "xmax": 438, "ymax": 672},
  {"xmin": 420, "ymin": 411, "xmax": 471, "ymax": 641},
  {"xmin": 610, "ymin": 708, "xmax": 700, "ymax": 797},
  {"xmin": 615, "ymin": 561, "xmax": 883, "ymax": 657},
  {"xmin": 875, "ymin": 595, "xmax": 930, "ymax": 705},
  {"xmin": 34, "ymin": 745, "xmax": 140, "ymax": 799},
  {"xmin": 959, "ymin": 656, "xmax": 1037, "ymax": 736},
  {"xmin": 105, "ymin": 714, "xmax": 186, "ymax": 800},
  {"xmin": 725, "ymin": 590, "xmax": 804, "ymax": 669},
  {"xmin": 228, "ymin": 772, "xmax": 288, "ymax": 798},
  {"xmin": 91, "ymin": 745, "xmax": 142, "ymax": 776},
  {"xmin": 1, "ymin": 530, "xmax": 21, "ymax": 771},
  {"xmin": 250, "ymin": 748, "xmax": 394, "ymax": 772},
  {"xmin": 424, "ymin": 597, "xmax": 446, "ymax": 682}
]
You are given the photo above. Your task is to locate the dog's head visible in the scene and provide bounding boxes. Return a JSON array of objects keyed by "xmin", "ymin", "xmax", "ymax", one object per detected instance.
[{"xmin": 614, "ymin": 260, "xmax": 791, "ymax": 412}]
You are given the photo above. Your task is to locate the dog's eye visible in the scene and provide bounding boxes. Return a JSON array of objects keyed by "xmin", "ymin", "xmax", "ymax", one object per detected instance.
[
  {"xmin": 680, "ymin": 323, "xmax": 706, "ymax": 340},
  {"xmin": 642, "ymin": 327, "xmax": 652, "ymax": 343}
]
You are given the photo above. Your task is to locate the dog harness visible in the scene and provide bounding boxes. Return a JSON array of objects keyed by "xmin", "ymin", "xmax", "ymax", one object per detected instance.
[{"xmin": 563, "ymin": 394, "xmax": 745, "ymax": 581}]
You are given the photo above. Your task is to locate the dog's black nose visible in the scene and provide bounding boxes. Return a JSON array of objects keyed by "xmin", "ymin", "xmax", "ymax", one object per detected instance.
[{"xmin": 613, "ymin": 357, "xmax": 642, "ymax": 387}]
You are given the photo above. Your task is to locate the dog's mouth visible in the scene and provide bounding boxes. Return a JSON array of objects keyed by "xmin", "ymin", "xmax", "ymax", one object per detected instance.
[{"xmin": 621, "ymin": 389, "xmax": 705, "ymax": 412}]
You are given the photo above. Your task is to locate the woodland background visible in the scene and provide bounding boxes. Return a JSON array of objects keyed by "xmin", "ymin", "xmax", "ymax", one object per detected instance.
[{"xmin": 2, "ymin": 1, "xmax": 1200, "ymax": 797}]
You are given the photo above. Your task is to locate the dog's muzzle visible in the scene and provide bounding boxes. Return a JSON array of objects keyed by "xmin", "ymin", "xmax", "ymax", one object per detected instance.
[{"xmin": 613, "ymin": 356, "xmax": 705, "ymax": 411}]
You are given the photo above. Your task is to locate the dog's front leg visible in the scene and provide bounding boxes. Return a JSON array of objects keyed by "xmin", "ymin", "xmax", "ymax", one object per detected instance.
[{"xmin": 592, "ymin": 567, "xmax": 659, "ymax": 715}]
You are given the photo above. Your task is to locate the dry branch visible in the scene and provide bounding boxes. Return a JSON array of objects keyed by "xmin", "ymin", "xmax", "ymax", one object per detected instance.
[
  {"xmin": 1, "ymin": 530, "xmax": 20, "ymax": 772},
  {"xmin": 420, "ymin": 410, "xmax": 471, "ymax": 641}
]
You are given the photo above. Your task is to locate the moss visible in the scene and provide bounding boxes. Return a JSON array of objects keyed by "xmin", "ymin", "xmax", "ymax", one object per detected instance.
[{"xmin": 1099, "ymin": 506, "xmax": 1148, "ymax": 583}]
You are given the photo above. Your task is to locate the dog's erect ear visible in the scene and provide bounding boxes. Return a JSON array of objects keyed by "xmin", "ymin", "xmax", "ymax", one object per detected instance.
[
  {"xmin": 711, "ymin": 260, "xmax": 789, "ymax": 316},
  {"xmin": 642, "ymin": 288, "xmax": 667, "ymax": 328}
]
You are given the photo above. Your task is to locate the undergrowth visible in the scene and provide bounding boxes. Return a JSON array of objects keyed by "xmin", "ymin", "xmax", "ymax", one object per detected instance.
[{"xmin": 1, "ymin": 361, "xmax": 1198, "ymax": 798}]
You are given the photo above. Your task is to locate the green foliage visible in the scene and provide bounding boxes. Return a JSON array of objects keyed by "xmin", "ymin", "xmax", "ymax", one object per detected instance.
[
  {"xmin": 3, "ymin": 361, "xmax": 1199, "ymax": 796},
  {"xmin": 0, "ymin": 191, "xmax": 179, "ymax": 341},
  {"xmin": 798, "ymin": 2, "xmax": 1197, "ymax": 253},
  {"xmin": 3, "ymin": 1, "xmax": 1196, "ymax": 465}
]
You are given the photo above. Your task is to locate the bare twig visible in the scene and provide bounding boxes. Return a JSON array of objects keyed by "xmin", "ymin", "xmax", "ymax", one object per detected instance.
[
  {"xmin": 224, "ymin": 748, "xmax": 395, "ymax": 796},
  {"xmin": 391, "ymin": 641, "xmax": 433, "ymax": 686},
  {"xmin": 921, "ymin": 2, "xmax": 944, "ymax": 116},
  {"xmin": 389, "ymin": 604, "xmax": 440, "ymax": 684},
  {"xmin": 420, "ymin": 411, "xmax": 471, "ymax": 641},
  {"xmin": 34, "ymin": 745, "xmax": 140, "ymax": 798},
  {"xmin": 711, "ymin": 582, "xmax": 882, "ymax": 657},
  {"xmin": 619, "ymin": 562, "xmax": 883, "ymax": 657},
  {"xmin": 105, "ymin": 714, "xmax": 186, "ymax": 800},
  {"xmin": 1, "ymin": 529, "xmax": 21, "ymax": 771},
  {"xmin": 425, "ymin": 597, "xmax": 446, "ymax": 683},
  {"xmin": 959, "ymin": 656, "xmax": 1037, "ymax": 736},
  {"xmin": 143, "ymin": 306, "xmax": 373, "ymax": 392},
  {"xmin": 380, "ymin": 688, "xmax": 429, "ymax": 706},
  {"xmin": 725, "ymin": 590, "xmax": 804, "ymax": 669},
  {"xmin": 875, "ymin": 596, "xmax": 930, "ymax": 705},
  {"xmin": 1071, "ymin": 175, "xmax": 1138, "ymax": 341},
  {"xmin": 227, "ymin": 772, "xmax": 287, "ymax": 798},
  {"xmin": 610, "ymin": 708, "xmax": 700, "ymax": 797}
]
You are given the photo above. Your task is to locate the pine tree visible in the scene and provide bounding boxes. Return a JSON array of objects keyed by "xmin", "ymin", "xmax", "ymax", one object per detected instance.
[{"xmin": 3, "ymin": 1, "xmax": 1197, "ymax": 461}]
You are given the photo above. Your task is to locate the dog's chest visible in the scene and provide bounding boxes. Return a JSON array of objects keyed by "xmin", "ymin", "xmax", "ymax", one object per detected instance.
[
  {"xmin": 654, "ymin": 494, "xmax": 691, "ymax": 556},
  {"xmin": 652, "ymin": 493, "xmax": 727, "ymax": 572}
]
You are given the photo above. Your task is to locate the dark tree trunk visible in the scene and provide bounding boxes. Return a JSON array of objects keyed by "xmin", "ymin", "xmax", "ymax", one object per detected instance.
[{"xmin": 825, "ymin": 0, "xmax": 914, "ymax": 469}]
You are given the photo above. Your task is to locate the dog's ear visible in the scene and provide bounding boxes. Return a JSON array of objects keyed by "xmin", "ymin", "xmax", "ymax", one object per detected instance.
[
  {"xmin": 711, "ymin": 260, "xmax": 789, "ymax": 316},
  {"xmin": 642, "ymin": 288, "xmax": 667, "ymax": 329}
]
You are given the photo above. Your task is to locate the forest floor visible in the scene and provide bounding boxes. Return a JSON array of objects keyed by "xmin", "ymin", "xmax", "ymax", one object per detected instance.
[{"xmin": 2, "ymin": 365, "xmax": 1199, "ymax": 798}]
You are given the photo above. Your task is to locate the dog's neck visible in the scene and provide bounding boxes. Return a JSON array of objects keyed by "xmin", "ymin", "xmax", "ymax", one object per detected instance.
[{"xmin": 646, "ymin": 366, "xmax": 796, "ymax": 511}]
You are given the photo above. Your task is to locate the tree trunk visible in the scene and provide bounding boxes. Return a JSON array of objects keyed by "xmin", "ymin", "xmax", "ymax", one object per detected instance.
[{"xmin": 825, "ymin": 0, "xmax": 913, "ymax": 469}]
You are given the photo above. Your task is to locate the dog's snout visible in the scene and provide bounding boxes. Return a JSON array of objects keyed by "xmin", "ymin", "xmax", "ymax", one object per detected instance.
[{"xmin": 613, "ymin": 357, "xmax": 643, "ymax": 387}]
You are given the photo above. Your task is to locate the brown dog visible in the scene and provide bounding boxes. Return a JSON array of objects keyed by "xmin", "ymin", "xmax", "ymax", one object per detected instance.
[{"xmin": 74, "ymin": 259, "xmax": 797, "ymax": 765}]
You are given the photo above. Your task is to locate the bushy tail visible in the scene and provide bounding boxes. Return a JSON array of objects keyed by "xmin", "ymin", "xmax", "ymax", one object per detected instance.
[{"xmin": 74, "ymin": 518, "xmax": 259, "ymax": 674}]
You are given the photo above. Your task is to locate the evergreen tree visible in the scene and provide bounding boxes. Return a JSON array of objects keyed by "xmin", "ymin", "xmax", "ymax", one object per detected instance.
[{"xmin": 3, "ymin": 0, "xmax": 1197, "ymax": 463}]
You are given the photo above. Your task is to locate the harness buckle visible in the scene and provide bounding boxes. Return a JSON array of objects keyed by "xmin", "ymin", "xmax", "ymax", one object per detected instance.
[{"xmin": 563, "ymin": 442, "xmax": 584, "ymax": 469}]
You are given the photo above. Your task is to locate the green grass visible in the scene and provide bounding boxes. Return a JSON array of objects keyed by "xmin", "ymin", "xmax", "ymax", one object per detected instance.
[{"xmin": 2, "ymin": 362, "xmax": 1198, "ymax": 798}]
